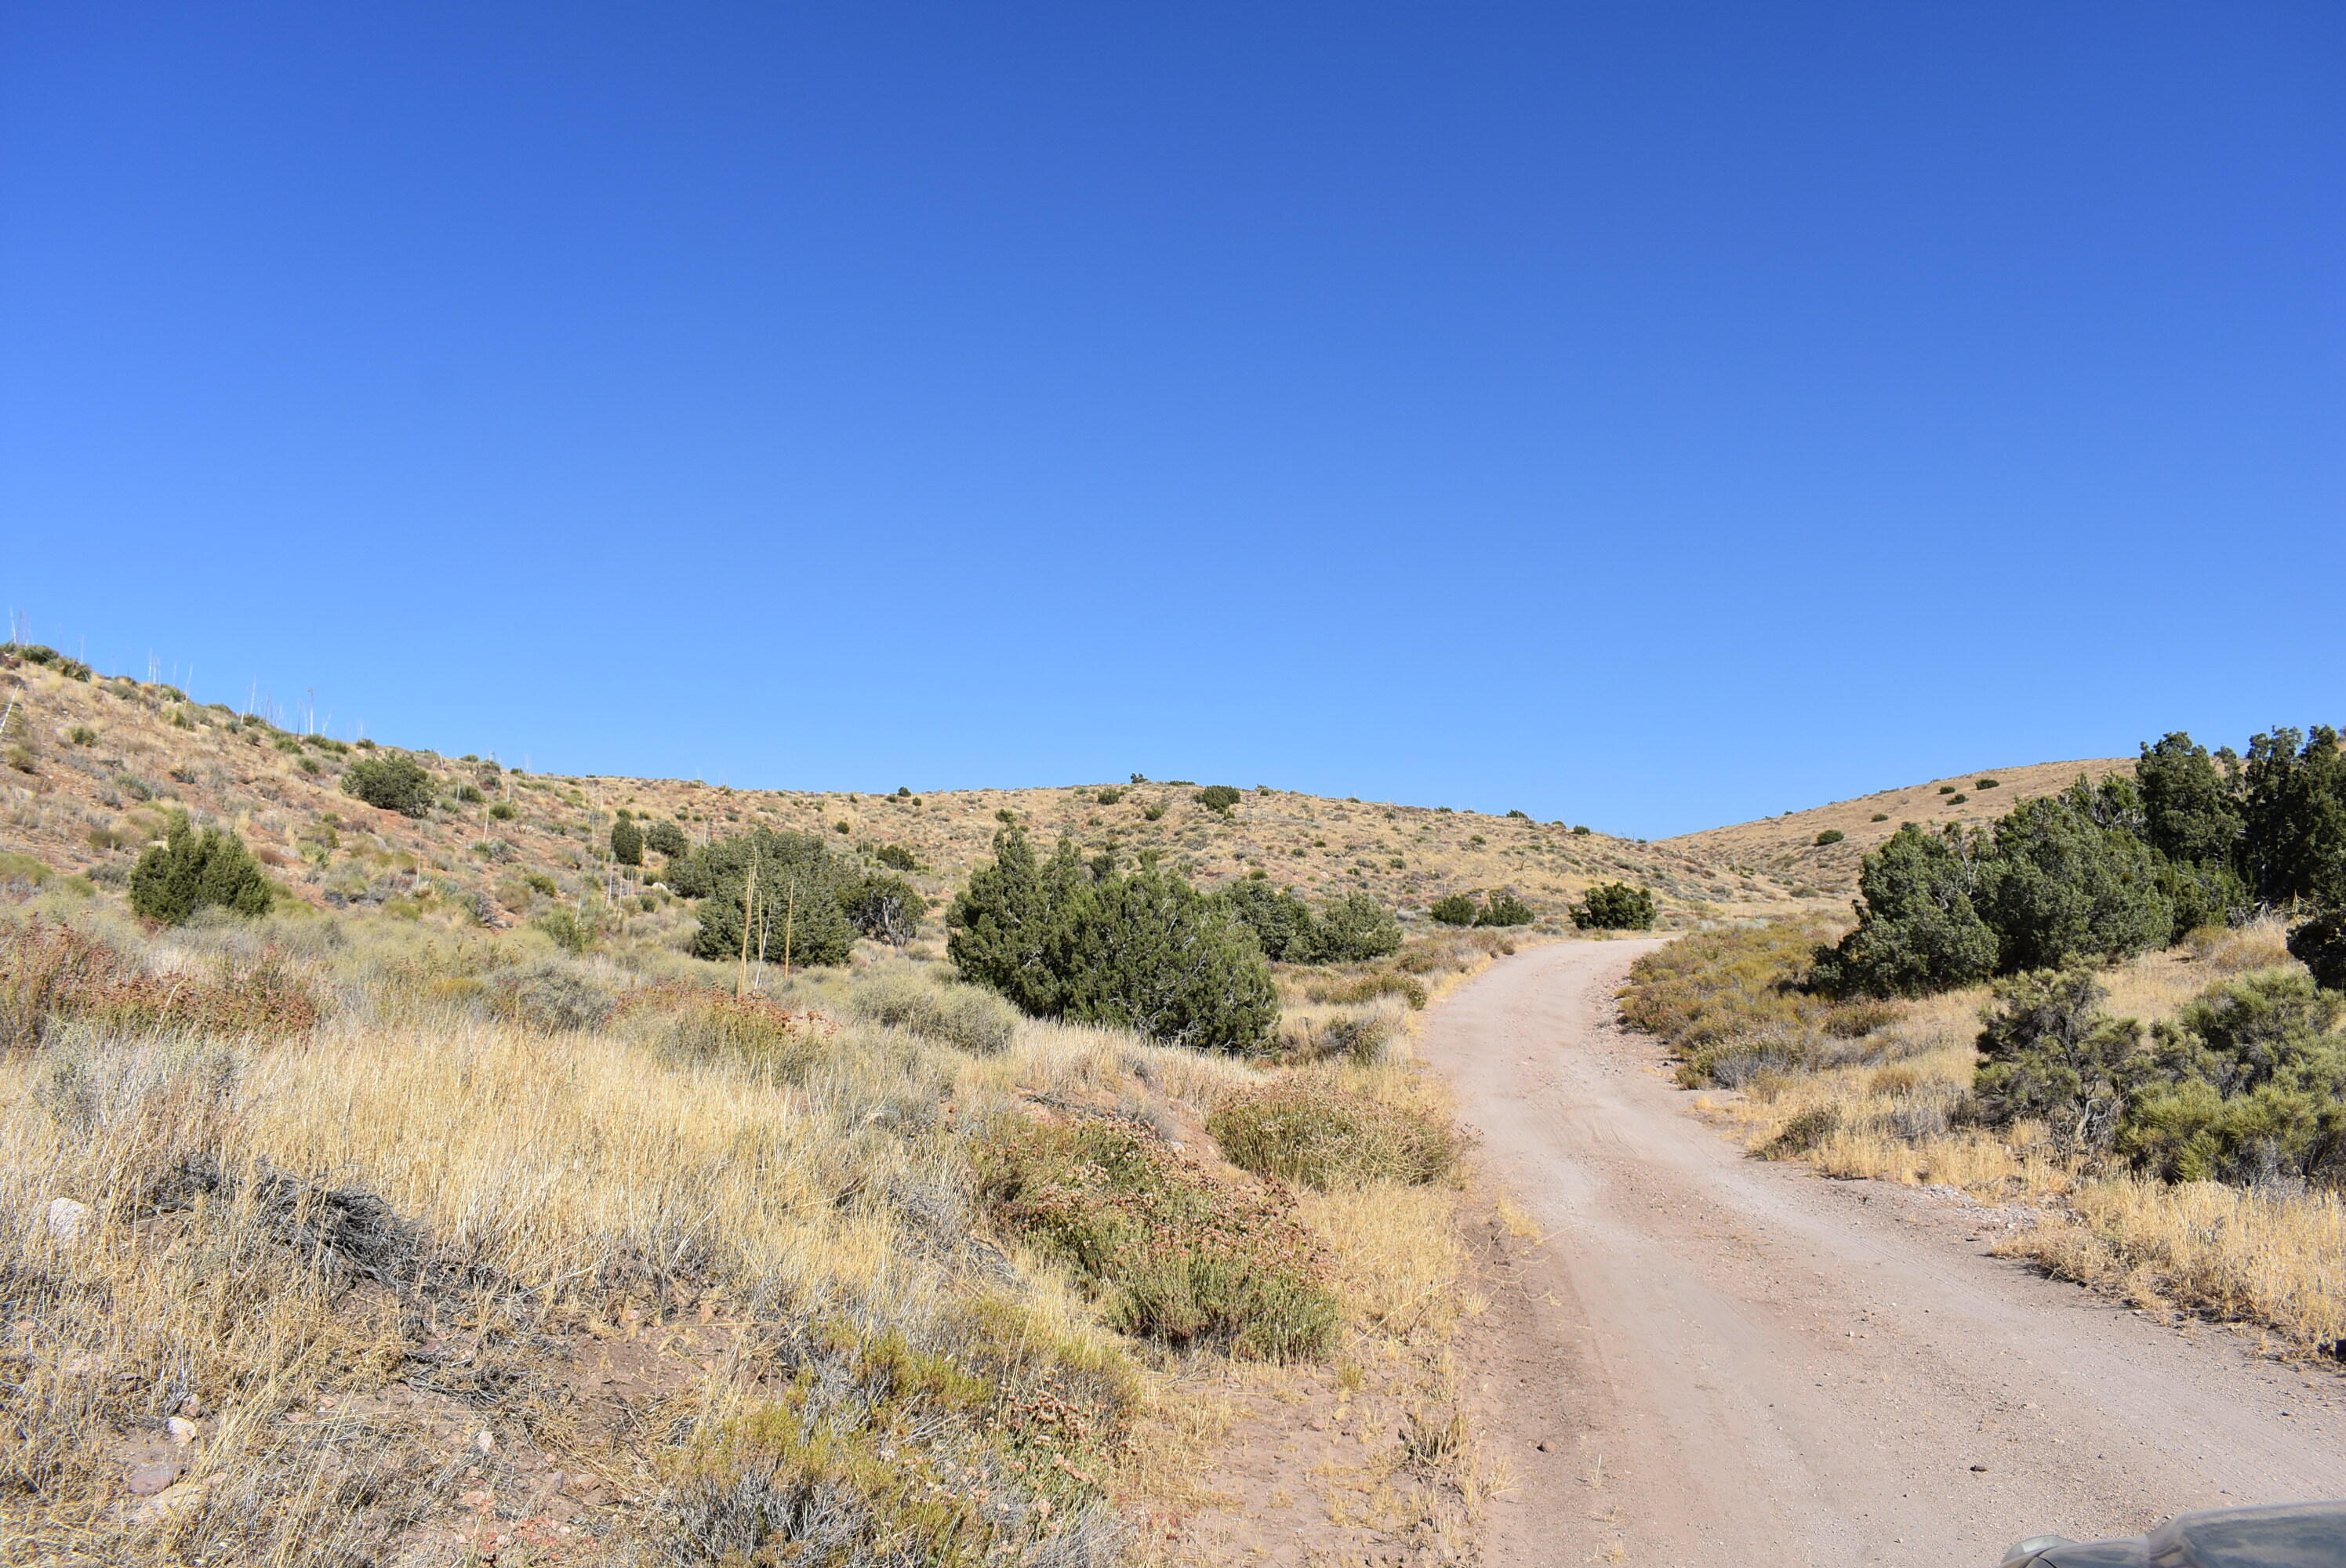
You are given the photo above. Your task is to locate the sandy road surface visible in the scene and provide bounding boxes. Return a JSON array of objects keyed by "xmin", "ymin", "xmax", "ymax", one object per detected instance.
[{"xmin": 1424, "ymin": 939, "xmax": 2346, "ymax": 1568}]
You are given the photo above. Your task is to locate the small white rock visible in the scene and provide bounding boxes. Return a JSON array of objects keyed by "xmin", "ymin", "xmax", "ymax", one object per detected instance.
[
  {"xmin": 166, "ymin": 1416, "xmax": 198, "ymax": 1446},
  {"xmin": 474, "ymin": 1429, "xmax": 496, "ymax": 1454},
  {"xmin": 45, "ymin": 1198, "xmax": 93, "ymax": 1243}
]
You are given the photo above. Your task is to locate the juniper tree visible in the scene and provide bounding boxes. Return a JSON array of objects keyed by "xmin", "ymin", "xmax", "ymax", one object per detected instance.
[
  {"xmin": 129, "ymin": 814, "xmax": 273, "ymax": 925},
  {"xmin": 1976, "ymin": 786, "xmax": 2171, "ymax": 973},
  {"xmin": 1571, "ymin": 883, "xmax": 1654, "ymax": 931},
  {"xmin": 1809, "ymin": 826, "xmax": 1996, "ymax": 996},
  {"xmin": 690, "ymin": 829, "xmax": 856, "ymax": 968}
]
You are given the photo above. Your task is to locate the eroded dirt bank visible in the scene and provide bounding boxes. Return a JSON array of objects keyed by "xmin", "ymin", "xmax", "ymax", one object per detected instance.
[{"xmin": 1425, "ymin": 940, "xmax": 2345, "ymax": 1568}]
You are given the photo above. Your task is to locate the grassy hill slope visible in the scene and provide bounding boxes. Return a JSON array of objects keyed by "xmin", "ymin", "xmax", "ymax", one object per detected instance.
[
  {"xmin": 2, "ymin": 656, "xmax": 1812, "ymax": 929},
  {"xmin": 1, "ymin": 652, "xmax": 2142, "ymax": 932},
  {"xmin": 1661, "ymin": 756, "xmax": 2135, "ymax": 906}
]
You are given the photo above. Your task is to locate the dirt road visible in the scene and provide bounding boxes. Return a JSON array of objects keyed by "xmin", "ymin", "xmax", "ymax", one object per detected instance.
[{"xmin": 1423, "ymin": 939, "xmax": 2346, "ymax": 1568}]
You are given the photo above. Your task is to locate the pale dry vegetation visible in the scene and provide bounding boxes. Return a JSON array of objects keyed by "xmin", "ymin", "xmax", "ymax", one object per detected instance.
[
  {"xmin": 0, "ymin": 862, "xmax": 1494, "ymax": 1566},
  {"xmin": 1627, "ymin": 916, "xmax": 2346, "ymax": 1358}
]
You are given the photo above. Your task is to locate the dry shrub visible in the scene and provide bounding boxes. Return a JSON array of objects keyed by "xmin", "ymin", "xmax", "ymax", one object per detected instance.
[
  {"xmin": 1619, "ymin": 919, "xmax": 1838, "ymax": 1051},
  {"xmin": 1393, "ymin": 931, "xmax": 1513, "ymax": 977},
  {"xmin": 2, "ymin": 1018, "xmax": 1138, "ymax": 1566},
  {"xmin": 1, "ymin": 1040, "xmax": 432, "ymax": 1562},
  {"xmin": 1623, "ymin": 919, "xmax": 1912, "ymax": 1087},
  {"xmin": 2183, "ymin": 918, "xmax": 2293, "ymax": 976},
  {"xmin": 1207, "ymin": 1079, "xmax": 1465, "ymax": 1189},
  {"xmin": 1278, "ymin": 998, "xmax": 1408, "ymax": 1065},
  {"xmin": 975, "ymin": 1116, "xmax": 1339, "ymax": 1360},
  {"xmin": 487, "ymin": 960, "xmax": 616, "ymax": 1032},
  {"xmin": 651, "ymin": 1315, "xmax": 1128, "ymax": 1568},
  {"xmin": 1822, "ymin": 999, "xmax": 1904, "ymax": 1039},
  {"xmin": 1869, "ymin": 1063, "xmax": 1922, "ymax": 1096},
  {"xmin": 1760, "ymin": 1105, "xmax": 1839, "ymax": 1160},
  {"xmin": 849, "ymin": 964, "xmax": 1019, "ymax": 1054},
  {"xmin": 614, "ymin": 982, "xmax": 833, "ymax": 1076},
  {"xmin": 1298, "ymin": 970, "xmax": 1428, "ymax": 1011},
  {"xmin": 0, "ymin": 918, "xmax": 318, "ymax": 1051}
]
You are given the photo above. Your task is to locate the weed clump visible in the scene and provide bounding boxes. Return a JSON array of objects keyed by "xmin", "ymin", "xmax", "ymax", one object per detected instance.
[
  {"xmin": 1208, "ymin": 1080, "xmax": 1465, "ymax": 1188},
  {"xmin": 0, "ymin": 919, "xmax": 319, "ymax": 1050},
  {"xmin": 849, "ymin": 966, "xmax": 1018, "ymax": 1054},
  {"xmin": 976, "ymin": 1116, "xmax": 1339, "ymax": 1360},
  {"xmin": 616, "ymin": 983, "xmax": 830, "ymax": 1076}
]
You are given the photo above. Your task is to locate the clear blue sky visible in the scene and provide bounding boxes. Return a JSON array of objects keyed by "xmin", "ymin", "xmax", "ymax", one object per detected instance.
[{"xmin": 4, "ymin": 5, "xmax": 2339, "ymax": 837}]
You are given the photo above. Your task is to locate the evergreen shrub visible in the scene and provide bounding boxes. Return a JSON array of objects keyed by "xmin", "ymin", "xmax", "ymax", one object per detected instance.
[
  {"xmin": 1571, "ymin": 883, "xmax": 1655, "ymax": 931},
  {"xmin": 342, "ymin": 755, "xmax": 435, "ymax": 817},
  {"xmin": 129, "ymin": 815, "xmax": 274, "ymax": 925}
]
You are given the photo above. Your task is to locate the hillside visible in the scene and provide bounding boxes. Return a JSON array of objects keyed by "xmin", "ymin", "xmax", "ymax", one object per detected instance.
[
  {"xmin": 2, "ymin": 653, "xmax": 1816, "ymax": 929},
  {"xmin": 2, "ymin": 648, "xmax": 2315, "ymax": 1568},
  {"xmin": 0, "ymin": 653, "xmax": 2156, "ymax": 937},
  {"xmin": 1661, "ymin": 755, "xmax": 2136, "ymax": 904}
]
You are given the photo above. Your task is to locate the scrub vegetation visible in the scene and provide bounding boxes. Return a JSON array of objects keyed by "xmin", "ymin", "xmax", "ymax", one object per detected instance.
[
  {"xmin": 1621, "ymin": 725, "xmax": 2346, "ymax": 1356},
  {"xmin": 0, "ymin": 648, "xmax": 1518, "ymax": 1566},
  {"xmin": 0, "ymin": 644, "xmax": 1920, "ymax": 952}
]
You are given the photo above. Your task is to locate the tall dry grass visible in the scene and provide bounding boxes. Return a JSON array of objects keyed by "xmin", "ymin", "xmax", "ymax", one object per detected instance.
[{"xmin": 1, "ymin": 892, "xmax": 1481, "ymax": 1565}]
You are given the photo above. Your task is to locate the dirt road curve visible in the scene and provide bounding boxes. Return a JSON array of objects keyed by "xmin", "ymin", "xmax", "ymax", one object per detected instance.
[{"xmin": 1424, "ymin": 939, "xmax": 2346, "ymax": 1568}]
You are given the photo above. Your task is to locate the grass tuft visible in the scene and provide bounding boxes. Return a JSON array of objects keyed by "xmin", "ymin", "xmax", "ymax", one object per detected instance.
[
  {"xmin": 1208, "ymin": 1077, "xmax": 1466, "ymax": 1189},
  {"xmin": 975, "ymin": 1116, "xmax": 1341, "ymax": 1361}
]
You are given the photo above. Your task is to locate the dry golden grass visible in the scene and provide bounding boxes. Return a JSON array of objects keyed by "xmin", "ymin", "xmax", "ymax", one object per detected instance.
[
  {"xmin": 1295, "ymin": 1184, "xmax": 1467, "ymax": 1344},
  {"xmin": 1651, "ymin": 917, "xmax": 2346, "ymax": 1357},
  {"xmin": 0, "ymin": 871, "xmax": 1499, "ymax": 1565},
  {"xmin": 2010, "ymin": 1177, "xmax": 2346, "ymax": 1345}
]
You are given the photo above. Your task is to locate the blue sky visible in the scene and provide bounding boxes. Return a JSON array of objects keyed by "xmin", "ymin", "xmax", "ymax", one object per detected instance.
[{"xmin": 4, "ymin": 4, "xmax": 2339, "ymax": 837}]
